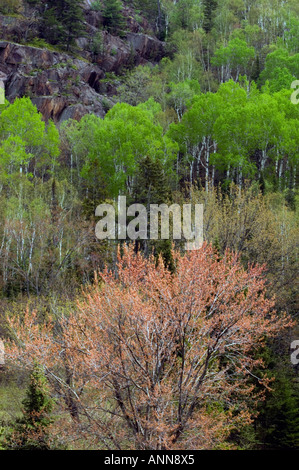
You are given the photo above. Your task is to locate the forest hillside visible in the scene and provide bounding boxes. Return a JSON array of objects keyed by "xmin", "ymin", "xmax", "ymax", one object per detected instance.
[{"xmin": 0, "ymin": 0, "xmax": 298, "ymax": 451}]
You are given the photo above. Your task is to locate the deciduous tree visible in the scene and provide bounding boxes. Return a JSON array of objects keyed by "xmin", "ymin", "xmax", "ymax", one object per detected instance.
[{"xmin": 6, "ymin": 244, "xmax": 293, "ymax": 449}]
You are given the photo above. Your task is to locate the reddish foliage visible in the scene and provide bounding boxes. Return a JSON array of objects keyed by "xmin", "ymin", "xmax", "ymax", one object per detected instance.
[{"xmin": 6, "ymin": 243, "xmax": 293, "ymax": 449}]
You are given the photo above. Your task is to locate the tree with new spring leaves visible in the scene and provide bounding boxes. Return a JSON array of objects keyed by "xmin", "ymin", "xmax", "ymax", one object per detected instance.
[
  {"xmin": 0, "ymin": 97, "xmax": 60, "ymax": 182},
  {"xmin": 5, "ymin": 244, "xmax": 293, "ymax": 450},
  {"xmin": 211, "ymin": 38, "xmax": 255, "ymax": 83},
  {"xmin": 0, "ymin": 0, "xmax": 297, "ymax": 451}
]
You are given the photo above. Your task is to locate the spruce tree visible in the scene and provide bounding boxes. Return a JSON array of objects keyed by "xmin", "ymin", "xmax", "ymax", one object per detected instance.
[
  {"xmin": 202, "ymin": 0, "xmax": 217, "ymax": 33},
  {"xmin": 42, "ymin": 6, "xmax": 64, "ymax": 45},
  {"xmin": 251, "ymin": 345, "xmax": 299, "ymax": 450},
  {"xmin": 102, "ymin": 0, "xmax": 126, "ymax": 36},
  {"xmin": 6, "ymin": 363, "xmax": 55, "ymax": 450},
  {"xmin": 131, "ymin": 156, "xmax": 175, "ymax": 272},
  {"xmin": 252, "ymin": 55, "xmax": 261, "ymax": 82},
  {"xmin": 42, "ymin": 0, "xmax": 85, "ymax": 50},
  {"xmin": 62, "ymin": 0, "xmax": 85, "ymax": 51},
  {"xmin": 256, "ymin": 369, "xmax": 299, "ymax": 449}
]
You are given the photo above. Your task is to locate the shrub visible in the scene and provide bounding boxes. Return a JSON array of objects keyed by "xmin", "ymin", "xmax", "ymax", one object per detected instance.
[{"xmin": 0, "ymin": 0, "xmax": 22, "ymax": 15}]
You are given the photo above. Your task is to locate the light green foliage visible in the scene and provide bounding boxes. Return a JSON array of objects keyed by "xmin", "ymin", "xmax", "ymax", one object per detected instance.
[
  {"xmin": 283, "ymin": 15, "xmax": 299, "ymax": 53},
  {"xmin": 168, "ymin": 79, "xmax": 298, "ymax": 189},
  {"xmin": 212, "ymin": 0, "xmax": 240, "ymax": 39},
  {"xmin": 163, "ymin": 0, "xmax": 204, "ymax": 33},
  {"xmin": 102, "ymin": 101, "xmax": 178, "ymax": 190},
  {"xmin": 0, "ymin": 97, "xmax": 45, "ymax": 148},
  {"xmin": 211, "ymin": 38, "xmax": 255, "ymax": 82},
  {"xmin": 0, "ymin": 0, "xmax": 298, "ymax": 451},
  {"xmin": 0, "ymin": 175, "xmax": 84, "ymax": 296},
  {"xmin": 259, "ymin": 48, "xmax": 299, "ymax": 90},
  {"xmin": 166, "ymin": 80, "xmax": 201, "ymax": 121},
  {"xmin": 116, "ymin": 65, "xmax": 155, "ymax": 106},
  {"xmin": 168, "ymin": 88, "xmax": 224, "ymax": 191},
  {"xmin": 64, "ymin": 101, "xmax": 178, "ymax": 197},
  {"xmin": 213, "ymin": 84, "xmax": 256, "ymax": 180},
  {"xmin": 164, "ymin": 30, "xmax": 205, "ymax": 83},
  {"xmin": 0, "ymin": 98, "xmax": 60, "ymax": 182}
]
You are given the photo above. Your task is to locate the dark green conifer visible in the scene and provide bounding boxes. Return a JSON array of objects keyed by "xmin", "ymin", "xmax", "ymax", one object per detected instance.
[
  {"xmin": 42, "ymin": 0, "xmax": 85, "ymax": 50},
  {"xmin": 6, "ymin": 363, "xmax": 55, "ymax": 450},
  {"xmin": 202, "ymin": 0, "xmax": 218, "ymax": 33},
  {"xmin": 255, "ymin": 366, "xmax": 299, "ymax": 449},
  {"xmin": 131, "ymin": 156, "xmax": 175, "ymax": 272},
  {"xmin": 102, "ymin": 0, "xmax": 126, "ymax": 36}
]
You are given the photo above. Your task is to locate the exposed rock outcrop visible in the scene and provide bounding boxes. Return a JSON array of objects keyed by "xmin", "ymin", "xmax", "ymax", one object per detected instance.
[
  {"xmin": 0, "ymin": 6, "xmax": 165, "ymax": 123},
  {"xmin": 0, "ymin": 40, "xmax": 108, "ymax": 122}
]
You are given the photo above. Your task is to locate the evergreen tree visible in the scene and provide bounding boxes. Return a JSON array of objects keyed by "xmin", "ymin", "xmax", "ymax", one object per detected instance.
[
  {"xmin": 251, "ymin": 55, "xmax": 261, "ymax": 82},
  {"xmin": 202, "ymin": 0, "xmax": 217, "ymax": 33},
  {"xmin": 5, "ymin": 363, "xmax": 55, "ymax": 450},
  {"xmin": 102, "ymin": 0, "xmax": 126, "ymax": 36},
  {"xmin": 255, "ymin": 368, "xmax": 299, "ymax": 449},
  {"xmin": 132, "ymin": 155, "xmax": 171, "ymax": 206},
  {"xmin": 131, "ymin": 155, "xmax": 175, "ymax": 272},
  {"xmin": 42, "ymin": 0, "xmax": 85, "ymax": 50},
  {"xmin": 249, "ymin": 344, "xmax": 299, "ymax": 451},
  {"xmin": 62, "ymin": 0, "xmax": 85, "ymax": 51},
  {"xmin": 42, "ymin": 6, "xmax": 64, "ymax": 45}
]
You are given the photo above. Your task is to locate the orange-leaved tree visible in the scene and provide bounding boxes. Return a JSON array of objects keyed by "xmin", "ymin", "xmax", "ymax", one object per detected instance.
[{"xmin": 5, "ymin": 243, "xmax": 293, "ymax": 450}]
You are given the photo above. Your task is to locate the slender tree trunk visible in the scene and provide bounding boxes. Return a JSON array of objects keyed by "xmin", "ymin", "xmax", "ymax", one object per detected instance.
[{"xmin": 205, "ymin": 145, "xmax": 209, "ymax": 193}]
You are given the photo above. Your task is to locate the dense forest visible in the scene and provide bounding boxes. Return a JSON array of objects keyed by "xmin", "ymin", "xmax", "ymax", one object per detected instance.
[{"xmin": 0, "ymin": 0, "xmax": 298, "ymax": 451}]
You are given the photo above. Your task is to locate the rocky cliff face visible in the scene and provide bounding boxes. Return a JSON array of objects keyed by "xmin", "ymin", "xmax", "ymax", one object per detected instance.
[{"xmin": 0, "ymin": 5, "xmax": 165, "ymax": 123}]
